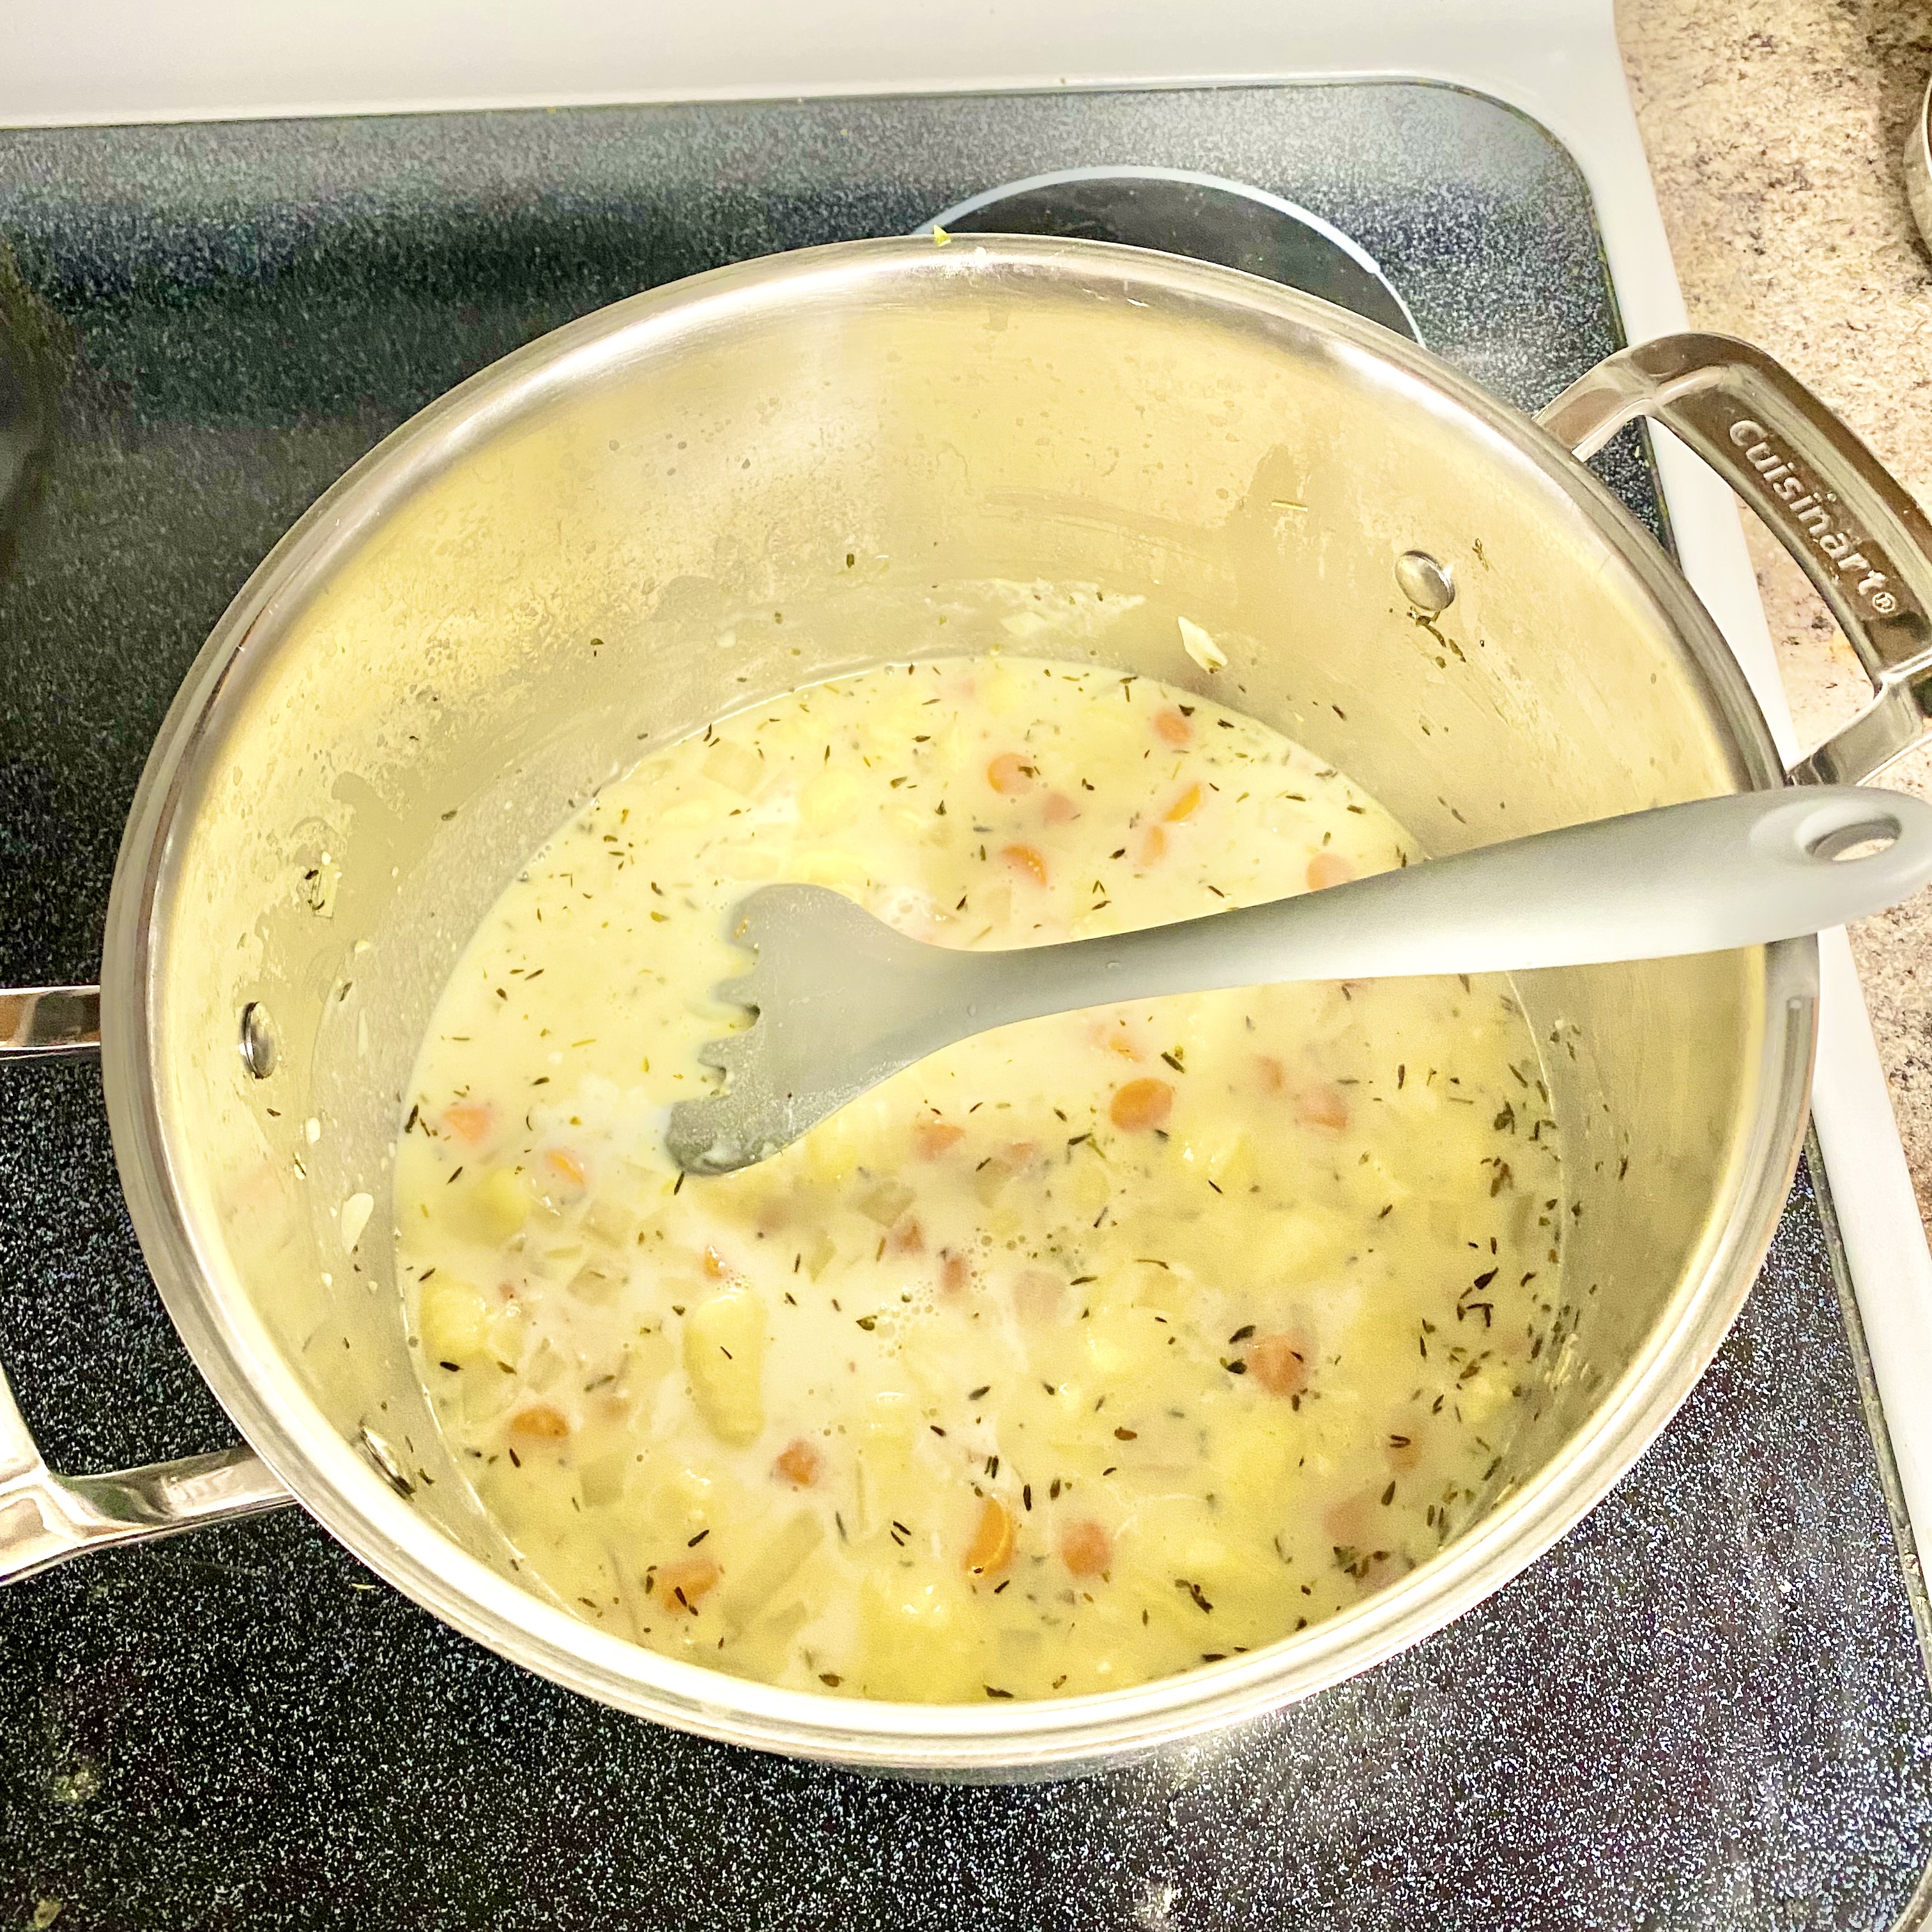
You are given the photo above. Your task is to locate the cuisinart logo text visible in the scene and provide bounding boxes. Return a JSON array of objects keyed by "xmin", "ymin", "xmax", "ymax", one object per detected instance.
[{"xmin": 1728, "ymin": 418, "xmax": 1900, "ymax": 617}]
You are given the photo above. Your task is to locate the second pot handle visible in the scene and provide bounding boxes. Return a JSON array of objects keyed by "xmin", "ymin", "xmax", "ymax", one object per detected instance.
[
  {"xmin": 1538, "ymin": 333, "xmax": 1932, "ymax": 786},
  {"xmin": 0, "ymin": 985, "xmax": 292, "ymax": 1583}
]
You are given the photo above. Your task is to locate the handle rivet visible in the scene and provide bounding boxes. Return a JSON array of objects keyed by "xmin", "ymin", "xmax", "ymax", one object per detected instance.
[
  {"xmin": 238, "ymin": 1002, "xmax": 279, "ymax": 1079},
  {"xmin": 1396, "ymin": 550, "xmax": 1456, "ymax": 614}
]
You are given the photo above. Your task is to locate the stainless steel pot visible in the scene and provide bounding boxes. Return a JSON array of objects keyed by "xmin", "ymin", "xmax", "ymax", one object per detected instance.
[{"xmin": 4, "ymin": 236, "xmax": 1929, "ymax": 1776}]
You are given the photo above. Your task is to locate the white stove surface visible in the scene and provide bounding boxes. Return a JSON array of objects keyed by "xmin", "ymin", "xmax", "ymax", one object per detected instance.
[{"xmin": 9, "ymin": 0, "xmax": 1929, "ymax": 1551}]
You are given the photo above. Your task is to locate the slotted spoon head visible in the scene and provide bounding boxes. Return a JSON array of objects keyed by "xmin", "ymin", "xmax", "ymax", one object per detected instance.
[
  {"xmin": 665, "ymin": 885, "xmax": 980, "ymax": 1176},
  {"xmin": 666, "ymin": 787, "xmax": 1932, "ymax": 1176}
]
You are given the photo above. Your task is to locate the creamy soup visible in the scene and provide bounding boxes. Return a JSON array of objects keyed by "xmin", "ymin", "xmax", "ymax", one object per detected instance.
[{"xmin": 395, "ymin": 655, "xmax": 1563, "ymax": 1701}]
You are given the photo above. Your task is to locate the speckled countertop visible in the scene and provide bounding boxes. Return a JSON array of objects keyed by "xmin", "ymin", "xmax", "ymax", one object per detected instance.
[{"xmin": 1620, "ymin": 0, "xmax": 1932, "ymax": 1215}]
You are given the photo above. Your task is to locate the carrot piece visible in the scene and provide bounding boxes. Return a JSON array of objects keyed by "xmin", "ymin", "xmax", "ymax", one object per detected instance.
[
  {"xmin": 1306, "ymin": 850, "xmax": 1356, "ymax": 891},
  {"xmin": 1254, "ymin": 1055, "xmax": 1285, "ymax": 1095},
  {"xmin": 1059, "ymin": 1518, "xmax": 1113, "ymax": 1578},
  {"xmin": 1357, "ymin": 1552, "xmax": 1404, "ymax": 1594},
  {"xmin": 1294, "ymin": 1084, "xmax": 1350, "ymax": 1133},
  {"xmin": 701, "ymin": 1245, "xmax": 730, "ymax": 1280},
  {"xmin": 1164, "ymin": 782, "xmax": 1203, "ymax": 823},
  {"xmin": 1386, "ymin": 1430, "xmax": 1423, "ymax": 1473},
  {"xmin": 1135, "ymin": 824, "xmax": 1169, "ymax": 867},
  {"xmin": 1322, "ymin": 1489, "xmax": 1375, "ymax": 1549},
  {"xmin": 1087, "ymin": 1016, "xmax": 1143, "ymax": 1061},
  {"xmin": 1011, "ymin": 1268, "xmax": 1066, "ymax": 1324},
  {"xmin": 1108, "ymin": 1077, "xmax": 1174, "ymax": 1132},
  {"xmin": 508, "ymin": 1402, "xmax": 571, "ymax": 1440},
  {"xmin": 544, "ymin": 1147, "xmax": 588, "ymax": 1191},
  {"xmin": 1042, "ymin": 791, "xmax": 1080, "ymax": 825},
  {"xmin": 441, "ymin": 1099, "xmax": 495, "ymax": 1146},
  {"xmin": 1153, "ymin": 707, "xmax": 1192, "ymax": 747},
  {"xmin": 774, "ymin": 1438, "xmax": 823, "ymax": 1488},
  {"xmin": 965, "ymin": 1497, "xmax": 1015, "ymax": 1577},
  {"xmin": 940, "ymin": 1251, "xmax": 972, "ymax": 1296},
  {"xmin": 986, "ymin": 751, "xmax": 1034, "ymax": 795},
  {"xmin": 1248, "ymin": 1335, "xmax": 1309, "ymax": 1398},
  {"xmin": 887, "ymin": 1216, "xmax": 925, "ymax": 1255},
  {"xmin": 1002, "ymin": 843, "xmax": 1049, "ymax": 887},
  {"xmin": 657, "ymin": 1554, "xmax": 721, "ymax": 1613},
  {"xmin": 914, "ymin": 1120, "xmax": 965, "ymax": 1159}
]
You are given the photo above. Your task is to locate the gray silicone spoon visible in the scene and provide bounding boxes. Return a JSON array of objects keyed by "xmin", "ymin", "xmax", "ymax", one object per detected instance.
[{"xmin": 666, "ymin": 784, "xmax": 1932, "ymax": 1176}]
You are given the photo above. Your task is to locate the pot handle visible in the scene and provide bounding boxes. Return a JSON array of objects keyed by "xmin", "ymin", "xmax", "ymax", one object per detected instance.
[
  {"xmin": 1538, "ymin": 333, "xmax": 1932, "ymax": 786},
  {"xmin": 0, "ymin": 986, "xmax": 291, "ymax": 1584}
]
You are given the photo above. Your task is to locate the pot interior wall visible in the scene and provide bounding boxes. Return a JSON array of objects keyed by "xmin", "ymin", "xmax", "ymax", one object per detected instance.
[{"xmin": 147, "ymin": 253, "xmax": 1767, "ymax": 1621}]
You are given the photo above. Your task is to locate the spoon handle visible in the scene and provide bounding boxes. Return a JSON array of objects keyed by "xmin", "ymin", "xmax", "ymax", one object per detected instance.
[{"xmin": 964, "ymin": 785, "xmax": 1932, "ymax": 1024}]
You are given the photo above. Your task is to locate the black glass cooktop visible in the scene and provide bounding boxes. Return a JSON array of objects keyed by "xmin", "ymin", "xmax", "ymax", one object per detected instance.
[{"xmin": 0, "ymin": 82, "xmax": 1928, "ymax": 1931}]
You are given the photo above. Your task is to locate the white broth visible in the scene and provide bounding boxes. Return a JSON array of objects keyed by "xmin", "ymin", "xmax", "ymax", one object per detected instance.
[{"xmin": 395, "ymin": 656, "xmax": 1564, "ymax": 1701}]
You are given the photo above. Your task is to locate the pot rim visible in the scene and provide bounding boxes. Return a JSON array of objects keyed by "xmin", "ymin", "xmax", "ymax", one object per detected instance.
[{"xmin": 98, "ymin": 234, "xmax": 1814, "ymax": 1772}]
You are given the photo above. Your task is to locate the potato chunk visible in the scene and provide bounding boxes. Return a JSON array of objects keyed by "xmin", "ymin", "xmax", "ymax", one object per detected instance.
[
  {"xmin": 417, "ymin": 1275, "xmax": 494, "ymax": 1363},
  {"xmin": 683, "ymin": 1285, "xmax": 767, "ymax": 1445},
  {"xmin": 452, "ymin": 1166, "xmax": 529, "ymax": 1245}
]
